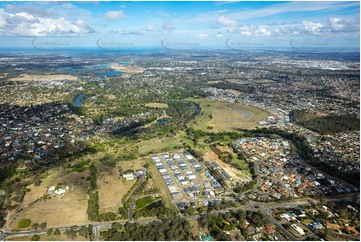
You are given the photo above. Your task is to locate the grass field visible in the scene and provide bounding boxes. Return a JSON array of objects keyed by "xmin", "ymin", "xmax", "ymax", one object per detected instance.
[
  {"xmin": 145, "ymin": 102, "xmax": 169, "ymax": 109},
  {"xmin": 187, "ymin": 98, "xmax": 270, "ymax": 132},
  {"xmin": 9, "ymin": 170, "xmax": 90, "ymax": 229},
  {"xmin": 188, "ymin": 219, "xmax": 200, "ymax": 237},
  {"xmin": 227, "ymin": 79, "xmax": 253, "ymax": 84},
  {"xmin": 147, "ymin": 161, "xmax": 176, "ymax": 209},
  {"xmin": 136, "ymin": 137, "xmax": 182, "ymax": 155},
  {"xmin": 97, "ymin": 169, "xmax": 136, "ymax": 213},
  {"xmin": 97, "ymin": 158, "xmax": 145, "ymax": 212}
]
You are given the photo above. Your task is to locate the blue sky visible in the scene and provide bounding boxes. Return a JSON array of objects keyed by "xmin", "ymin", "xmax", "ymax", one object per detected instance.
[{"xmin": 0, "ymin": 1, "xmax": 359, "ymax": 50}]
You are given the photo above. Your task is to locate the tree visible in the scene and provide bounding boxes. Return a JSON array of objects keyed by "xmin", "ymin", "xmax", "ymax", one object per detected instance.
[
  {"xmin": 31, "ymin": 223, "xmax": 39, "ymax": 230},
  {"xmin": 39, "ymin": 222, "xmax": 47, "ymax": 229},
  {"xmin": 47, "ymin": 229, "xmax": 53, "ymax": 236},
  {"xmin": 112, "ymin": 222, "xmax": 123, "ymax": 231},
  {"xmin": 198, "ymin": 206, "xmax": 206, "ymax": 214},
  {"xmin": 17, "ymin": 218, "xmax": 31, "ymax": 228},
  {"xmin": 79, "ymin": 226, "xmax": 89, "ymax": 238},
  {"xmin": 65, "ymin": 227, "xmax": 77, "ymax": 240},
  {"xmin": 88, "ymin": 224, "xmax": 94, "ymax": 241},
  {"xmin": 185, "ymin": 206, "xmax": 195, "ymax": 215},
  {"xmin": 53, "ymin": 229, "xmax": 60, "ymax": 236},
  {"xmin": 31, "ymin": 235, "xmax": 40, "ymax": 241}
]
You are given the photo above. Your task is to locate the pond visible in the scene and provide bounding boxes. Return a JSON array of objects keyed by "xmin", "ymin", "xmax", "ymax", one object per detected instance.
[
  {"xmin": 236, "ymin": 110, "xmax": 252, "ymax": 119},
  {"xmin": 73, "ymin": 94, "xmax": 84, "ymax": 108}
]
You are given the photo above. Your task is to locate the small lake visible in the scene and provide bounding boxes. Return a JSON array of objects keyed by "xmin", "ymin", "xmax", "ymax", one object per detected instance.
[
  {"xmin": 236, "ymin": 110, "xmax": 252, "ymax": 119},
  {"xmin": 73, "ymin": 94, "xmax": 84, "ymax": 108},
  {"xmin": 157, "ymin": 119, "xmax": 167, "ymax": 125}
]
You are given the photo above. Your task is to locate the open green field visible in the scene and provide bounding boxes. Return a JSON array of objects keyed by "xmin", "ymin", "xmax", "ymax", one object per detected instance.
[
  {"xmin": 136, "ymin": 137, "xmax": 182, "ymax": 155},
  {"xmin": 145, "ymin": 102, "xmax": 169, "ymax": 109},
  {"xmin": 147, "ymin": 161, "xmax": 175, "ymax": 209},
  {"xmin": 187, "ymin": 98, "xmax": 270, "ymax": 132}
]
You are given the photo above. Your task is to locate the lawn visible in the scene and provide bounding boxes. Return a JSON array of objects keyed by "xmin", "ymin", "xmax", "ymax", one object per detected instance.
[{"xmin": 187, "ymin": 98, "xmax": 270, "ymax": 132}]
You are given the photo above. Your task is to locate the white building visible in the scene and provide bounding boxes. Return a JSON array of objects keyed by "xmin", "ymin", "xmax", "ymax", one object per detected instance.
[
  {"xmin": 123, "ymin": 173, "xmax": 135, "ymax": 181},
  {"xmin": 291, "ymin": 224, "xmax": 305, "ymax": 236}
]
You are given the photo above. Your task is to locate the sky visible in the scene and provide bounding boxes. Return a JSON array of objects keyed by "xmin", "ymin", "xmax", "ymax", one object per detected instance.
[{"xmin": 0, "ymin": 1, "xmax": 359, "ymax": 50}]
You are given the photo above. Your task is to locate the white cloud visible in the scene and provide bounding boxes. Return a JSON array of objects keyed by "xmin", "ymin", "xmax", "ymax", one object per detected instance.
[
  {"xmin": 303, "ymin": 20, "xmax": 324, "ymax": 33},
  {"xmin": 328, "ymin": 17, "xmax": 359, "ymax": 32},
  {"xmin": 240, "ymin": 31, "xmax": 252, "ymax": 36},
  {"xmin": 236, "ymin": 24, "xmax": 273, "ymax": 37},
  {"xmin": 128, "ymin": 30, "xmax": 143, "ymax": 35},
  {"xmin": 104, "ymin": 10, "xmax": 127, "ymax": 19},
  {"xmin": 0, "ymin": 9, "xmax": 8, "ymax": 29},
  {"xmin": 0, "ymin": 9, "xmax": 94, "ymax": 36},
  {"xmin": 195, "ymin": 33, "xmax": 208, "ymax": 39},
  {"xmin": 224, "ymin": 1, "xmax": 359, "ymax": 20},
  {"xmin": 217, "ymin": 16, "xmax": 237, "ymax": 27},
  {"xmin": 75, "ymin": 19, "xmax": 86, "ymax": 26},
  {"xmin": 255, "ymin": 28, "xmax": 271, "ymax": 36},
  {"xmin": 145, "ymin": 25, "xmax": 155, "ymax": 31},
  {"xmin": 162, "ymin": 23, "xmax": 175, "ymax": 32}
]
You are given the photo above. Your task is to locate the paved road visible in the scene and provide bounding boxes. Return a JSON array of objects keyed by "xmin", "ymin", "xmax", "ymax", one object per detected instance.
[
  {"xmin": 0, "ymin": 193, "xmax": 357, "ymax": 240},
  {"xmin": 129, "ymin": 201, "xmax": 136, "ymax": 221},
  {"xmin": 265, "ymin": 209, "xmax": 298, "ymax": 241}
]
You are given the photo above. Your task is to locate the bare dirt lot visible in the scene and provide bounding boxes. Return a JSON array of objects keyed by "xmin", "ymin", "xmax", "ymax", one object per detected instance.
[
  {"xmin": 10, "ymin": 74, "xmax": 78, "ymax": 82},
  {"xmin": 204, "ymin": 151, "xmax": 251, "ymax": 182}
]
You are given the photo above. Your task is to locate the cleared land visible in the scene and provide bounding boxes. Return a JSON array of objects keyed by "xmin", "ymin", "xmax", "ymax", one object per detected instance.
[
  {"xmin": 110, "ymin": 63, "xmax": 144, "ymax": 74},
  {"xmin": 97, "ymin": 158, "xmax": 145, "ymax": 212},
  {"xmin": 203, "ymin": 151, "xmax": 251, "ymax": 182},
  {"xmin": 10, "ymin": 74, "xmax": 78, "ymax": 82},
  {"xmin": 188, "ymin": 98, "xmax": 270, "ymax": 132},
  {"xmin": 97, "ymin": 169, "xmax": 136, "ymax": 213},
  {"xmin": 8, "ymin": 170, "xmax": 90, "ymax": 229},
  {"xmin": 145, "ymin": 102, "xmax": 169, "ymax": 109}
]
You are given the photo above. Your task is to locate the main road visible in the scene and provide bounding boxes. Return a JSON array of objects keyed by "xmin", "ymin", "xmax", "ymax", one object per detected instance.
[{"xmin": 0, "ymin": 194, "xmax": 356, "ymax": 241}]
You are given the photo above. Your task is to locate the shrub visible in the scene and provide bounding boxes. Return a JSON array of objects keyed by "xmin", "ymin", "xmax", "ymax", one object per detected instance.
[{"xmin": 18, "ymin": 218, "xmax": 31, "ymax": 228}]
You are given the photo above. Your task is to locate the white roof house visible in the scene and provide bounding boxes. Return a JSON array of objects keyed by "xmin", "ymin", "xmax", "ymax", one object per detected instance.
[
  {"xmin": 123, "ymin": 173, "xmax": 135, "ymax": 181},
  {"xmin": 48, "ymin": 186, "xmax": 55, "ymax": 193}
]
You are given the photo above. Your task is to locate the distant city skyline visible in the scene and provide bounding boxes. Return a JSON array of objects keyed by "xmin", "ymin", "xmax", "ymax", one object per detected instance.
[{"xmin": 0, "ymin": 1, "xmax": 359, "ymax": 50}]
